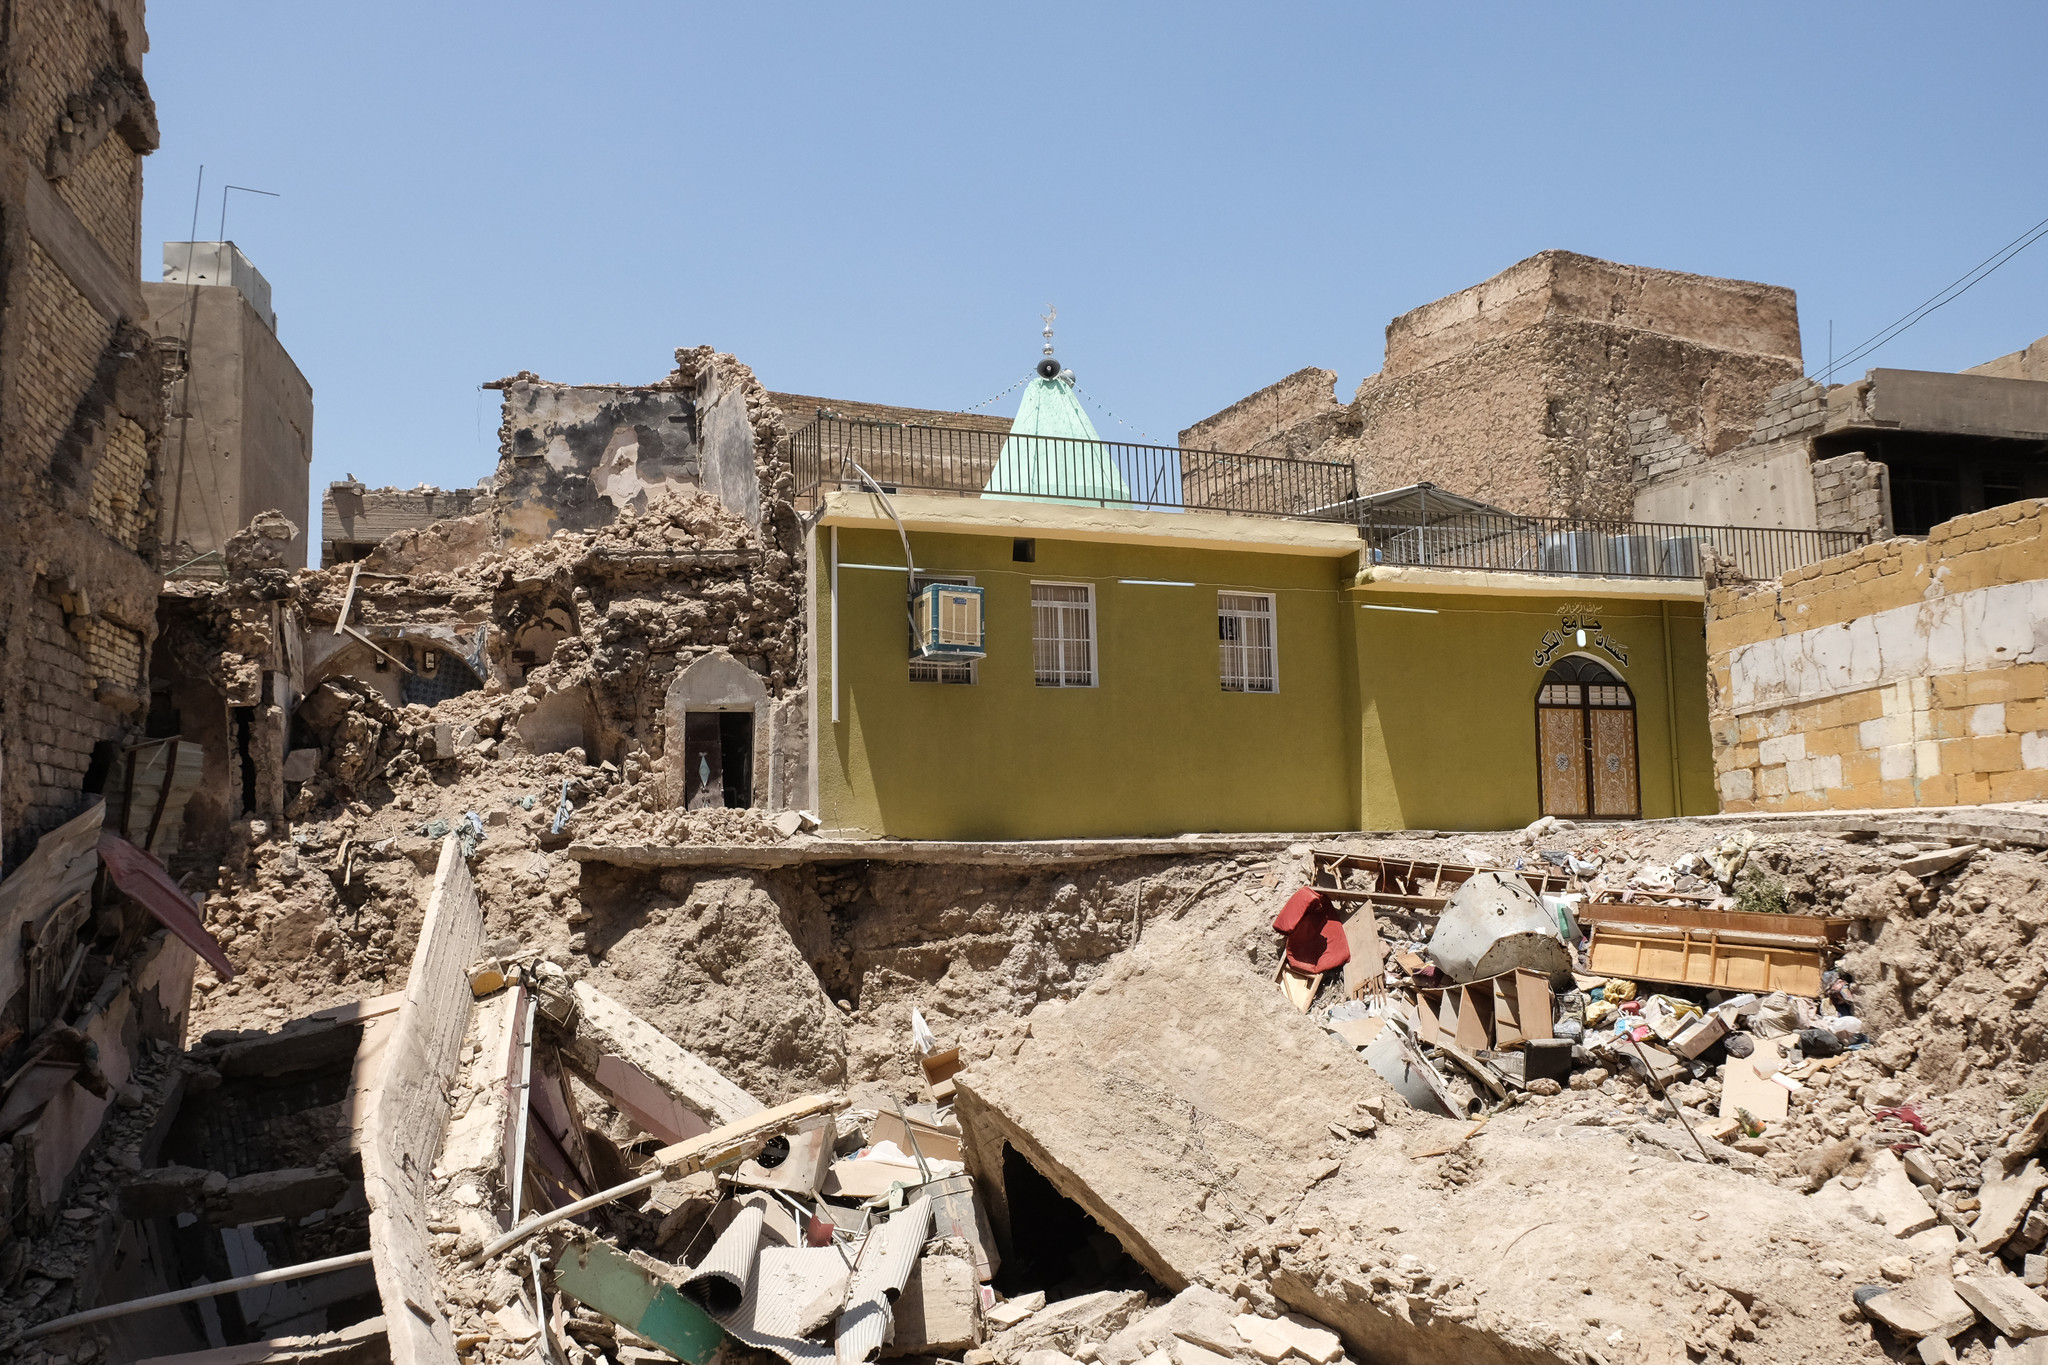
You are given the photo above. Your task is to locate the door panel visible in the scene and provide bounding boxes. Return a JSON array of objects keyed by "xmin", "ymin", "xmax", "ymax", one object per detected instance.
[
  {"xmin": 683, "ymin": 713, "xmax": 724, "ymax": 809},
  {"xmin": 1538, "ymin": 706, "xmax": 1588, "ymax": 816},
  {"xmin": 1590, "ymin": 707, "xmax": 1640, "ymax": 818}
]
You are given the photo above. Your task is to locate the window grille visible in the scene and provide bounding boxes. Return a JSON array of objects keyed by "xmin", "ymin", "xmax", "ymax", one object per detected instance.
[
  {"xmin": 1032, "ymin": 582, "xmax": 1095, "ymax": 687},
  {"xmin": 1218, "ymin": 592, "xmax": 1277, "ymax": 693},
  {"xmin": 910, "ymin": 574, "xmax": 976, "ymax": 684}
]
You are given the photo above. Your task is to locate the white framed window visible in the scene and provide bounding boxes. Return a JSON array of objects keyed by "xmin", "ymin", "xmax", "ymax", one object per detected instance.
[
  {"xmin": 1032, "ymin": 581, "xmax": 1096, "ymax": 687},
  {"xmin": 1219, "ymin": 591, "xmax": 1277, "ymax": 693},
  {"xmin": 910, "ymin": 574, "xmax": 976, "ymax": 684}
]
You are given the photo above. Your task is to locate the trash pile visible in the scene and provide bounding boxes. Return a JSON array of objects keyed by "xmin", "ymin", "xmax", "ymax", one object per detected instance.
[{"xmin": 1266, "ymin": 822, "xmax": 2048, "ymax": 1359}]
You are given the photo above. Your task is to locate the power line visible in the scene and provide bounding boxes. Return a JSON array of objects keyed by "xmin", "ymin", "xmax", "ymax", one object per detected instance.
[{"xmin": 1824, "ymin": 210, "xmax": 2048, "ymax": 382}]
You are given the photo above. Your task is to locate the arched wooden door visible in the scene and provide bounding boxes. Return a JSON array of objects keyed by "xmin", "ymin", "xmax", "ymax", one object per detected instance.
[{"xmin": 1536, "ymin": 656, "xmax": 1640, "ymax": 818}]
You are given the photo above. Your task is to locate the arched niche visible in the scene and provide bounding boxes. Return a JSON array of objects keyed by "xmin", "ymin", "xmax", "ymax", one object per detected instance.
[{"xmin": 665, "ymin": 650, "xmax": 769, "ymax": 810}]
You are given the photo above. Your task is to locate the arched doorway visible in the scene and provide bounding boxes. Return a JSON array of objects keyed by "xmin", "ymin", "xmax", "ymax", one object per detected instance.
[{"xmin": 1536, "ymin": 656, "xmax": 1640, "ymax": 819}]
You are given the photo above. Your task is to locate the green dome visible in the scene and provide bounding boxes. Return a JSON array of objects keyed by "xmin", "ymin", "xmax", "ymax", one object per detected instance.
[{"xmin": 982, "ymin": 374, "xmax": 1132, "ymax": 505}]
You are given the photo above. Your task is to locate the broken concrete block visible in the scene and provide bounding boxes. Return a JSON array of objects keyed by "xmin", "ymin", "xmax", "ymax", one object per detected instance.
[
  {"xmin": 118, "ymin": 1164, "xmax": 214, "ymax": 1219},
  {"xmin": 1897, "ymin": 845, "xmax": 1978, "ymax": 878},
  {"xmin": 559, "ymin": 981, "xmax": 763, "ymax": 1135},
  {"xmin": 1868, "ymin": 1149, "xmax": 1942, "ymax": 1238},
  {"xmin": 1979, "ymin": 1161, "xmax": 2048, "ymax": 1252},
  {"xmin": 1170, "ymin": 1343, "xmax": 1234, "ymax": 1365},
  {"xmin": 1233, "ymin": 1313, "xmax": 1342, "ymax": 1365},
  {"xmin": 1957, "ymin": 1275, "xmax": 2048, "ymax": 1339},
  {"xmin": 989, "ymin": 1291, "xmax": 1149, "ymax": 1359},
  {"xmin": 1919, "ymin": 1335, "xmax": 1957, "ymax": 1365},
  {"xmin": 2028, "ymin": 1254, "xmax": 2048, "ymax": 1289},
  {"xmin": 1098, "ymin": 1287, "xmax": 1242, "ymax": 1365},
  {"xmin": 1907, "ymin": 1224, "xmax": 1963, "ymax": 1261},
  {"xmin": 885, "ymin": 1253, "xmax": 979, "ymax": 1356},
  {"xmin": 1818, "ymin": 1150, "xmax": 1939, "ymax": 1236},
  {"xmin": 988, "ymin": 1294, "xmax": 1046, "ymax": 1330},
  {"xmin": 1863, "ymin": 1275, "xmax": 1979, "ymax": 1341},
  {"xmin": 1017, "ymin": 1351, "xmax": 1081, "ymax": 1365},
  {"xmin": 282, "ymin": 747, "xmax": 321, "ymax": 783},
  {"xmin": 1903, "ymin": 1149, "xmax": 1944, "ymax": 1187}
]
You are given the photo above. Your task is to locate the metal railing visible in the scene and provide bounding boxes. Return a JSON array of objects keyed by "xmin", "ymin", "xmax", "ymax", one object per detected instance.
[
  {"xmin": 789, "ymin": 419, "xmax": 1868, "ymax": 581},
  {"xmin": 1356, "ymin": 508, "xmax": 1866, "ymax": 581},
  {"xmin": 787, "ymin": 418, "xmax": 1358, "ymax": 520}
]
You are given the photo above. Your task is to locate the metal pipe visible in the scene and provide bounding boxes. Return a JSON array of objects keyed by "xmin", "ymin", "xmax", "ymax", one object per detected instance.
[
  {"xmin": 22, "ymin": 1250, "xmax": 375, "ymax": 1340},
  {"xmin": 475, "ymin": 1169, "xmax": 666, "ymax": 1265}
]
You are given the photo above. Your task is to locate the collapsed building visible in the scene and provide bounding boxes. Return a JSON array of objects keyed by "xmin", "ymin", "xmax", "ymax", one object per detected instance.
[
  {"xmin": 8, "ymin": 316, "xmax": 2048, "ymax": 1365},
  {"xmin": 9, "ymin": 7, "xmax": 2048, "ymax": 1359}
]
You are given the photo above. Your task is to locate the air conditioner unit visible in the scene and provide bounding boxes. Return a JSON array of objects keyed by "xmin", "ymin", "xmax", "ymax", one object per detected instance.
[{"xmin": 914, "ymin": 582, "xmax": 986, "ymax": 660}]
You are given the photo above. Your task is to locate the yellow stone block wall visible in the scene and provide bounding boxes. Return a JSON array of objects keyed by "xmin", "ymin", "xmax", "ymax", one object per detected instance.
[{"xmin": 1707, "ymin": 501, "xmax": 2048, "ymax": 812}]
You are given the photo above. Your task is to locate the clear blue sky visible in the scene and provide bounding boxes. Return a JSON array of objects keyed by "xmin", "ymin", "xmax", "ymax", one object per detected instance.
[{"xmin": 140, "ymin": 3, "xmax": 2048, "ymax": 513}]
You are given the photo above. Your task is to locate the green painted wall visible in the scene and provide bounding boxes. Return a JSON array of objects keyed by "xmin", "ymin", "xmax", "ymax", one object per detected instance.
[
  {"xmin": 819, "ymin": 527, "xmax": 1357, "ymax": 839},
  {"xmin": 816, "ymin": 527, "xmax": 1717, "ymax": 837},
  {"xmin": 1352, "ymin": 590, "xmax": 1717, "ymax": 830}
]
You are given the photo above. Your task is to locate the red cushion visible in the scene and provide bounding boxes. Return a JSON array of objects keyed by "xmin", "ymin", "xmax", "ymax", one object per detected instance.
[{"xmin": 1273, "ymin": 888, "xmax": 1352, "ymax": 974}]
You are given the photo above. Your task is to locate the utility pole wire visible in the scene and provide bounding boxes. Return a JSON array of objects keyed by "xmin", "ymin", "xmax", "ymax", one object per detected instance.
[{"xmin": 1823, "ymin": 210, "xmax": 2048, "ymax": 382}]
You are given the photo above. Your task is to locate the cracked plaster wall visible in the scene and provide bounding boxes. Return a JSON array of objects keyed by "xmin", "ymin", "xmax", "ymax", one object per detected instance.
[{"xmin": 1708, "ymin": 499, "xmax": 2048, "ymax": 811}]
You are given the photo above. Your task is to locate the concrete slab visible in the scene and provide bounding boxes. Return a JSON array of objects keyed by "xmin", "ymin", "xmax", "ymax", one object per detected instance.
[
  {"xmin": 1979, "ymin": 1161, "xmax": 2048, "ymax": 1252},
  {"xmin": 1863, "ymin": 1275, "xmax": 1978, "ymax": 1341},
  {"xmin": 1956, "ymin": 1274, "xmax": 2048, "ymax": 1339}
]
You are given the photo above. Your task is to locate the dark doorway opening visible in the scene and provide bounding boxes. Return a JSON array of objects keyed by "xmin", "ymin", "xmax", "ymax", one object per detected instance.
[
  {"xmin": 682, "ymin": 711, "xmax": 754, "ymax": 809},
  {"xmin": 995, "ymin": 1144, "xmax": 1160, "ymax": 1301},
  {"xmin": 1815, "ymin": 429, "xmax": 2048, "ymax": 536}
]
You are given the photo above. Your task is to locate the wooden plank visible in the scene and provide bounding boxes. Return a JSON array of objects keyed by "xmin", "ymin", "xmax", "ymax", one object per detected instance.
[
  {"xmin": 334, "ymin": 562, "xmax": 362, "ymax": 636},
  {"xmin": 1453, "ymin": 985, "xmax": 1493, "ymax": 1052},
  {"xmin": 1588, "ymin": 926, "xmax": 1823, "ymax": 997},
  {"xmin": 1514, "ymin": 970, "xmax": 1553, "ymax": 1044},
  {"xmin": 1340, "ymin": 905, "xmax": 1386, "ymax": 999},
  {"xmin": 1493, "ymin": 975, "xmax": 1525, "ymax": 1048},
  {"xmin": 1279, "ymin": 966, "xmax": 1320, "ymax": 1012},
  {"xmin": 1577, "ymin": 899, "xmax": 1848, "ymax": 945}
]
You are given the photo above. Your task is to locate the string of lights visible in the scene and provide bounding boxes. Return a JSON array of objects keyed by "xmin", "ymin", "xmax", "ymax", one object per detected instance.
[
  {"xmin": 1073, "ymin": 384, "xmax": 1154, "ymax": 444},
  {"xmin": 956, "ymin": 375, "xmax": 1030, "ymax": 414}
]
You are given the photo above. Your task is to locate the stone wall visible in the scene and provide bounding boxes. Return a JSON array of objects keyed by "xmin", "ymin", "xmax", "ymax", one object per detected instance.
[
  {"xmin": 1968, "ymin": 333, "xmax": 2048, "ymax": 384},
  {"xmin": 1180, "ymin": 251, "xmax": 1804, "ymax": 519},
  {"xmin": 321, "ymin": 480, "xmax": 493, "ymax": 567},
  {"xmin": 1706, "ymin": 499, "xmax": 2048, "ymax": 811},
  {"xmin": 1631, "ymin": 378, "xmax": 1829, "ymax": 530},
  {"xmin": 490, "ymin": 346, "xmax": 781, "ymax": 546},
  {"xmin": 0, "ymin": 0, "xmax": 163, "ymax": 868}
]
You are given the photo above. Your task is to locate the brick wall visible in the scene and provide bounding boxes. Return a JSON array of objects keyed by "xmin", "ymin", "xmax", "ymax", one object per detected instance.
[
  {"xmin": 1706, "ymin": 500, "xmax": 2048, "ymax": 811},
  {"xmin": 53, "ymin": 133, "xmax": 139, "ymax": 275},
  {"xmin": 1811, "ymin": 453, "xmax": 1891, "ymax": 536},
  {"xmin": 18, "ymin": 242, "xmax": 117, "ymax": 469},
  {"xmin": 21, "ymin": 596, "xmax": 122, "ymax": 836},
  {"xmin": 90, "ymin": 415, "xmax": 151, "ymax": 548},
  {"xmin": 0, "ymin": 0, "xmax": 161, "ymax": 866}
]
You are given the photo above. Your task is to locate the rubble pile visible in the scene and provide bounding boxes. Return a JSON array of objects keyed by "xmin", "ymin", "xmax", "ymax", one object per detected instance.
[{"xmin": 20, "ymin": 774, "xmax": 2048, "ymax": 1365}]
